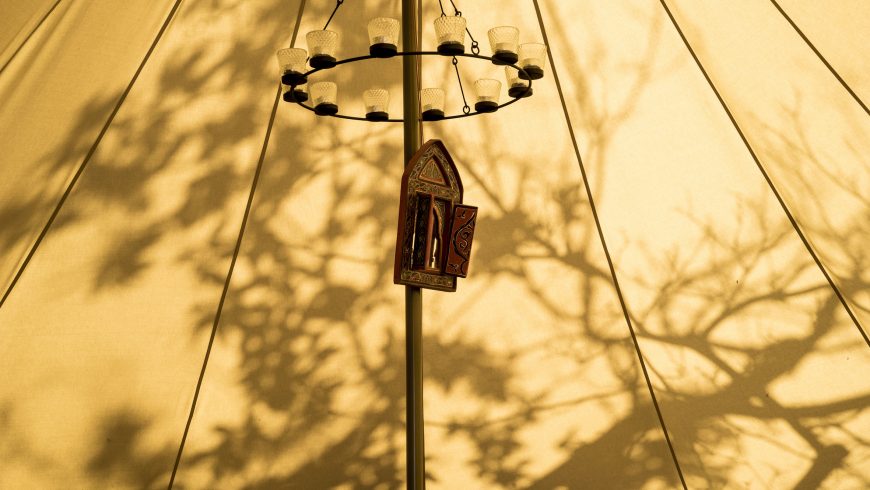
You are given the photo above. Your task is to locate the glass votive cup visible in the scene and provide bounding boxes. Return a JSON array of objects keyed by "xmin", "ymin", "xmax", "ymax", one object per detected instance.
[
  {"xmin": 487, "ymin": 26, "xmax": 519, "ymax": 65},
  {"xmin": 276, "ymin": 48, "xmax": 308, "ymax": 85},
  {"xmin": 420, "ymin": 88, "xmax": 445, "ymax": 120},
  {"xmin": 505, "ymin": 67, "xmax": 531, "ymax": 98},
  {"xmin": 364, "ymin": 89, "xmax": 390, "ymax": 121},
  {"xmin": 306, "ymin": 30, "xmax": 339, "ymax": 69},
  {"xmin": 282, "ymin": 83, "xmax": 309, "ymax": 103},
  {"xmin": 474, "ymin": 79, "xmax": 501, "ymax": 113},
  {"xmin": 368, "ymin": 17, "xmax": 400, "ymax": 57},
  {"xmin": 518, "ymin": 43, "xmax": 547, "ymax": 80},
  {"xmin": 434, "ymin": 16, "xmax": 466, "ymax": 55},
  {"xmin": 311, "ymin": 81, "xmax": 338, "ymax": 115}
]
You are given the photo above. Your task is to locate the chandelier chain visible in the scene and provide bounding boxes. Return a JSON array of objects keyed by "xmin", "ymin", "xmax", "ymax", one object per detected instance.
[
  {"xmin": 451, "ymin": 56, "xmax": 471, "ymax": 114},
  {"xmin": 437, "ymin": 0, "xmax": 479, "ymax": 54},
  {"xmin": 323, "ymin": 0, "xmax": 345, "ymax": 30}
]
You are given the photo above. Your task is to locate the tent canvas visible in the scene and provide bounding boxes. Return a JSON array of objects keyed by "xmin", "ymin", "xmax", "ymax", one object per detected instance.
[{"xmin": 0, "ymin": 0, "xmax": 868, "ymax": 488}]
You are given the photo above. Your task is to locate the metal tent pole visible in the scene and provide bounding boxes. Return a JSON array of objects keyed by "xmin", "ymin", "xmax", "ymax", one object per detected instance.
[{"xmin": 401, "ymin": 0, "xmax": 424, "ymax": 488}]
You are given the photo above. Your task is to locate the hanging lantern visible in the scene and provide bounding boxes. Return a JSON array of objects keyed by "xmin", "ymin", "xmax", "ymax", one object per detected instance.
[
  {"xmin": 487, "ymin": 26, "xmax": 519, "ymax": 65},
  {"xmin": 276, "ymin": 48, "xmax": 308, "ymax": 86},
  {"xmin": 364, "ymin": 89, "xmax": 390, "ymax": 121},
  {"xmin": 311, "ymin": 82, "xmax": 338, "ymax": 115},
  {"xmin": 306, "ymin": 30, "xmax": 339, "ymax": 69},
  {"xmin": 368, "ymin": 17, "xmax": 400, "ymax": 57},
  {"xmin": 518, "ymin": 43, "xmax": 546, "ymax": 80},
  {"xmin": 420, "ymin": 88, "xmax": 445, "ymax": 121},
  {"xmin": 282, "ymin": 83, "xmax": 309, "ymax": 103},
  {"xmin": 434, "ymin": 16, "xmax": 466, "ymax": 55},
  {"xmin": 473, "ymin": 79, "xmax": 500, "ymax": 113},
  {"xmin": 505, "ymin": 67, "xmax": 531, "ymax": 98}
]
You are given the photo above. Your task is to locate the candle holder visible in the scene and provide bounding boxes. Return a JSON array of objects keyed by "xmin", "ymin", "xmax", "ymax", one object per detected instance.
[
  {"xmin": 434, "ymin": 16, "xmax": 467, "ymax": 55},
  {"xmin": 307, "ymin": 30, "xmax": 340, "ymax": 69},
  {"xmin": 473, "ymin": 79, "xmax": 501, "ymax": 113},
  {"xmin": 283, "ymin": 83, "xmax": 309, "ymax": 103},
  {"xmin": 311, "ymin": 81, "xmax": 338, "ymax": 115},
  {"xmin": 518, "ymin": 43, "xmax": 546, "ymax": 80},
  {"xmin": 421, "ymin": 88, "xmax": 446, "ymax": 120},
  {"xmin": 364, "ymin": 89, "xmax": 390, "ymax": 121},
  {"xmin": 505, "ymin": 67, "xmax": 532, "ymax": 98},
  {"xmin": 487, "ymin": 26, "xmax": 520, "ymax": 65},
  {"xmin": 368, "ymin": 17, "xmax": 400, "ymax": 58},
  {"xmin": 277, "ymin": 48, "xmax": 309, "ymax": 86}
]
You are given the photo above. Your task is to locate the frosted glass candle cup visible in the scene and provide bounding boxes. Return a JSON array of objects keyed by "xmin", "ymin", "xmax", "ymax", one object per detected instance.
[
  {"xmin": 282, "ymin": 82, "xmax": 309, "ymax": 103},
  {"xmin": 364, "ymin": 89, "xmax": 390, "ymax": 121},
  {"xmin": 505, "ymin": 67, "xmax": 531, "ymax": 98},
  {"xmin": 434, "ymin": 16, "xmax": 466, "ymax": 55},
  {"xmin": 368, "ymin": 18, "xmax": 400, "ymax": 57},
  {"xmin": 420, "ymin": 88, "xmax": 445, "ymax": 121},
  {"xmin": 311, "ymin": 81, "xmax": 338, "ymax": 115},
  {"xmin": 487, "ymin": 26, "xmax": 519, "ymax": 65},
  {"xmin": 473, "ymin": 79, "xmax": 501, "ymax": 113},
  {"xmin": 276, "ymin": 48, "xmax": 309, "ymax": 85},
  {"xmin": 306, "ymin": 30, "xmax": 339, "ymax": 69},
  {"xmin": 518, "ymin": 43, "xmax": 546, "ymax": 80}
]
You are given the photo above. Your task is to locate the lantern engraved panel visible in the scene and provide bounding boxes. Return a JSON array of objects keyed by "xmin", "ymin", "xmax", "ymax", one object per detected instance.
[
  {"xmin": 445, "ymin": 204, "xmax": 477, "ymax": 278},
  {"xmin": 395, "ymin": 140, "xmax": 476, "ymax": 292}
]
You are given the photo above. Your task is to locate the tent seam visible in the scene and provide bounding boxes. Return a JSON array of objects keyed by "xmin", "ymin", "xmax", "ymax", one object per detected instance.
[
  {"xmin": 0, "ymin": 0, "xmax": 64, "ymax": 76},
  {"xmin": 531, "ymin": 1, "xmax": 689, "ymax": 488},
  {"xmin": 166, "ymin": 1, "xmax": 308, "ymax": 487},
  {"xmin": 768, "ymin": 0, "xmax": 869, "ymax": 116},
  {"xmin": 657, "ymin": 0, "xmax": 869, "ymax": 349},
  {"xmin": 0, "ymin": 0, "xmax": 187, "ymax": 311}
]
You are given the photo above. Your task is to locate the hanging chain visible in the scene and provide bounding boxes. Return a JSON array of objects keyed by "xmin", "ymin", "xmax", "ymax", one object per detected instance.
[
  {"xmin": 438, "ymin": 0, "xmax": 474, "ymax": 113},
  {"xmin": 323, "ymin": 0, "xmax": 344, "ymax": 30},
  {"xmin": 452, "ymin": 57, "xmax": 471, "ymax": 114},
  {"xmin": 444, "ymin": 0, "xmax": 478, "ymax": 53}
]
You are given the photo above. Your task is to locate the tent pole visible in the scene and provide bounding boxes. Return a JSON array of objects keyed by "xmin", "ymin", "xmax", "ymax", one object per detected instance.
[{"xmin": 402, "ymin": 0, "xmax": 425, "ymax": 489}]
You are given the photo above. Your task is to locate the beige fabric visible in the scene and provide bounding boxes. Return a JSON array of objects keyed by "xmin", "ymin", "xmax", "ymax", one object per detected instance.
[
  {"xmin": 0, "ymin": 0, "xmax": 867, "ymax": 488},
  {"xmin": 0, "ymin": 0, "xmax": 58, "ymax": 69},
  {"xmin": 0, "ymin": 0, "xmax": 177, "ymax": 294}
]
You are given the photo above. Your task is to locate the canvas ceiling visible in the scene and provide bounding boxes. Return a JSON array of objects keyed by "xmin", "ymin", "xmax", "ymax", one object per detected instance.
[{"xmin": 0, "ymin": 0, "xmax": 868, "ymax": 488}]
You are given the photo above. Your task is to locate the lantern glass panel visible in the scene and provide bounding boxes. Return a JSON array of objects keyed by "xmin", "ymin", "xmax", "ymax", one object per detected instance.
[
  {"xmin": 368, "ymin": 18, "xmax": 400, "ymax": 47},
  {"xmin": 434, "ymin": 16, "xmax": 466, "ymax": 46}
]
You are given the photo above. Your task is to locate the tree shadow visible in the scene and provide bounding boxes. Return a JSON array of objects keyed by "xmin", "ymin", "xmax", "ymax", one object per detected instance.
[{"xmin": 0, "ymin": 0, "xmax": 867, "ymax": 489}]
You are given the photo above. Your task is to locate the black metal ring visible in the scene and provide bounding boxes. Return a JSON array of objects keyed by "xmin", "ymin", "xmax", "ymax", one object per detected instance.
[{"xmin": 287, "ymin": 51, "xmax": 533, "ymax": 122}]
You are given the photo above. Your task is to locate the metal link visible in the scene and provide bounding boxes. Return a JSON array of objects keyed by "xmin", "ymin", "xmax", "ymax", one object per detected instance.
[{"xmin": 323, "ymin": 0, "xmax": 345, "ymax": 30}]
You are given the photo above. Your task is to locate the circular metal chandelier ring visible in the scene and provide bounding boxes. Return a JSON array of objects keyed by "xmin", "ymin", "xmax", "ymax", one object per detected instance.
[{"xmin": 288, "ymin": 51, "xmax": 533, "ymax": 122}]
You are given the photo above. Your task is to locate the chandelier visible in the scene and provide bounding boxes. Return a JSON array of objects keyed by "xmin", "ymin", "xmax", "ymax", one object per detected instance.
[{"xmin": 275, "ymin": 0, "xmax": 547, "ymax": 122}]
